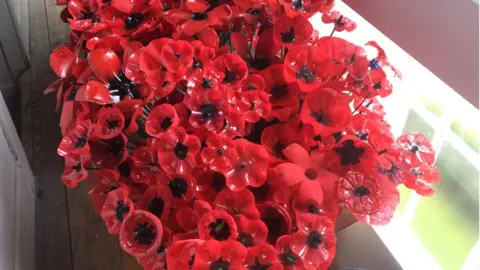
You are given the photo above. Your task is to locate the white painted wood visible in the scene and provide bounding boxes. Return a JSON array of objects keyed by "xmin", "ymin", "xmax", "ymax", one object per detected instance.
[{"xmin": 0, "ymin": 92, "xmax": 35, "ymax": 270}]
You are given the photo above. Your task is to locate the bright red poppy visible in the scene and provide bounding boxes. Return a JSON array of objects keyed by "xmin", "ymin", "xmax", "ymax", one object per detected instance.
[
  {"xmin": 119, "ymin": 210, "xmax": 164, "ymax": 257},
  {"xmin": 276, "ymin": 235, "xmax": 306, "ymax": 270},
  {"xmin": 130, "ymin": 146, "xmax": 165, "ymax": 184},
  {"xmin": 352, "ymin": 96, "xmax": 386, "ymax": 119},
  {"xmin": 67, "ymin": 0, "xmax": 112, "ymax": 33},
  {"xmin": 110, "ymin": 0, "xmax": 162, "ymax": 38},
  {"xmin": 397, "ymin": 132, "xmax": 435, "ymax": 166},
  {"xmin": 200, "ymin": 134, "xmax": 238, "ymax": 173},
  {"xmin": 403, "ymin": 164, "xmax": 440, "ymax": 196},
  {"xmin": 192, "ymin": 239, "xmax": 247, "ymax": 270},
  {"xmin": 233, "ymin": 214, "xmax": 268, "ymax": 247},
  {"xmin": 139, "ymin": 228, "xmax": 173, "ymax": 270},
  {"xmin": 244, "ymin": 243, "xmax": 283, "ymax": 269},
  {"xmin": 198, "ymin": 210, "xmax": 238, "ymax": 241},
  {"xmin": 158, "ymin": 173, "xmax": 196, "ymax": 207},
  {"xmin": 194, "ymin": 169, "xmax": 228, "ymax": 202},
  {"xmin": 337, "ymin": 171, "xmax": 380, "ymax": 216},
  {"xmin": 176, "ymin": 200, "xmax": 212, "ymax": 235},
  {"xmin": 96, "ymin": 107, "xmax": 125, "ymax": 139},
  {"xmin": 213, "ymin": 189, "xmax": 260, "ymax": 220},
  {"xmin": 290, "ymin": 214, "xmax": 336, "ymax": 270},
  {"xmin": 58, "ymin": 119, "xmax": 99, "ymax": 157},
  {"xmin": 145, "ymin": 104, "xmax": 179, "ymax": 138},
  {"xmin": 101, "ymin": 188, "xmax": 135, "ymax": 234},
  {"xmin": 262, "ymin": 64, "xmax": 299, "ymax": 107},
  {"xmin": 235, "ymin": 90, "xmax": 272, "ymax": 123},
  {"xmin": 261, "ymin": 123, "xmax": 296, "ymax": 163},
  {"xmin": 216, "ymin": 110, "xmax": 247, "ymax": 139},
  {"xmin": 326, "ymin": 136, "xmax": 377, "ymax": 175},
  {"xmin": 161, "ymin": 40, "xmax": 194, "ymax": 73},
  {"xmin": 165, "ymin": 239, "xmax": 205, "ymax": 269},
  {"xmin": 224, "ymin": 139, "xmax": 270, "ymax": 191},
  {"xmin": 211, "ymin": 54, "xmax": 249, "ymax": 87},
  {"xmin": 345, "ymin": 114, "xmax": 394, "ymax": 152},
  {"xmin": 61, "ymin": 153, "xmax": 90, "ymax": 188},
  {"xmin": 187, "ymin": 89, "xmax": 231, "ymax": 131},
  {"xmin": 187, "ymin": 68, "xmax": 224, "ymax": 95},
  {"xmin": 88, "ymin": 169, "xmax": 131, "ymax": 213},
  {"xmin": 157, "ymin": 127, "xmax": 201, "ymax": 174},
  {"xmin": 137, "ymin": 185, "xmax": 173, "ymax": 223},
  {"xmin": 248, "ymin": 167, "xmax": 292, "ymax": 205},
  {"xmin": 273, "ymin": 15, "xmax": 313, "ymax": 47},
  {"xmin": 322, "ymin": 11, "xmax": 357, "ymax": 32},
  {"xmin": 278, "ymin": 0, "xmax": 334, "ymax": 17}
]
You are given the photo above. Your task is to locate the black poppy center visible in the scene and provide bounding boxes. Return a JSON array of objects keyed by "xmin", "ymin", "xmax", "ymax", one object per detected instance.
[
  {"xmin": 310, "ymin": 111, "xmax": 330, "ymax": 125},
  {"xmin": 82, "ymin": 11, "xmax": 95, "ymax": 20},
  {"xmin": 373, "ymin": 82, "xmax": 382, "ymax": 90},
  {"xmin": 247, "ymin": 8, "xmax": 260, "ymax": 15},
  {"xmin": 281, "ymin": 27, "xmax": 295, "ymax": 43},
  {"xmin": 134, "ymin": 222, "xmax": 156, "ymax": 245},
  {"xmin": 216, "ymin": 148, "xmax": 223, "ymax": 155},
  {"xmin": 210, "ymin": 172, "xmax": 227, "ymax": 192},
  {"xmin": 210, "ymin": 259, "xmax": 230, "ymax": 270},
  {"xmin": 304, "ymin": 168, "xmax": 317, "ymax": 180},
  {"xmin": 190, "ymin": 12, "xmax": 208, "ymax": 21},
  {"xmin": 209, "ymin": 218, "xmax": 231, "ymax": 240},
  {"xmin": 106, "ymin": 120, "xmax": 119, "ymax": 129},
  {"xmin": 156, "ymin": 245, "xmax": 166, "ymax": 254},
  {"xmin": 334, "ymin": 139, "xmax": 365, "ymax": 166},
  {"xmin": 174, "ymin": 143, "xmax": 189, "ymax": 160},
  {"xmin": 118, "ymin": 161, "xmax": 131, "ymax": 178},
  {"xmin": 247, "ymin": 83, "xmax": 257, "ymax": 90},
  {"xmin": 271, "ymin": 84, "xmax": 288, "ymax": 99},
  {"xmin": 200, "ymin": 104, "xmax": 218, "ymax": 118},
  {"xmin": 125, "ymin": 13, "xmax": 143, "ymax": 29},
  {"xmin": 161, "ymin": 117, "xmax": 173, "ymax": 130},
  {"xmin": 67, "ymin": 87, "xmax": 78, "ymax": 101},
  {"xmin": 72, "ymin": 163, "xmax": 82, "ymax": 172},
  {"xmin": 354, "ymin": 186, "xmax": 370, "ymax": 197},
  {"xmin": 115, "ymin": 200, "xmax": 130, "ymax": 222},
  {"xmin": 296, "ymin": 66, "xmax": 314, "ymax": 83},
  {"xmin": 168, "ymin": 177, "xmax": 188, "ymax": 197},
  {"xmin": 356, "ymin": 132, "xmax": 368, "ymax": 141},
  {"xmin": 411, "ymin": 145, "xmax": 419, "ymax": 153},
  {"xmin": 148, "ymin": 197, "xmax": 165, "ymax": 218},
  {"xmin": 248, "ymin": 257, "xmax": 272, "ymax": 270},
  {"xmin": 188, "ymin": 255, "xmax": 195, "ymax": 268},
  {"xmin": 202, "ymin": 79, "xmax": 213, "ymax": 89},
  {"xmin": 108, "ymin": 73, "xmax": 141, "ymax": 100},
  {"xmin": 273, "ymin": 142, "xmax": 286, "ymax": 159},
  {"xmin": 334, "ymin": 15, "xmax": 345, "ymax": 27},
  {"xmin": 193, "ymin": 58, "xmax": 203, "ymax": 69},
  {"xmin": 292, "ymin": 0, "xmax": 304, "ymax": 10},
  {"xmin": 237, "ymin": 232, "xmax": 254, "ymax": 247},
  {"xmin": 75, "ymin": 135, "xmax": 88, "ymax": 148},
  {"xmin": 224, "ymin": 68, "xmax": 236, "ymax": 84},
  {"xmin": 109, "ymin": 139, "xmax": 125, "ymax": 156},
  {"xmin": 262, "ymin": 207, "xmax": 288, "ymax": 244},
  {"xmin": 306, "ymin": 231, "xmax": 324, "ymax": 249},
  {"xmin": 308, "ymin": 204, "xmax": 320, "ymax": 214}
]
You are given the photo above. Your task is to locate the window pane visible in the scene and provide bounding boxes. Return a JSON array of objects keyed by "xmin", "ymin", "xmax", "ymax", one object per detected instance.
[{"xmin": 402, "ymin": 109, "xmax": 435, "ymax": 140}]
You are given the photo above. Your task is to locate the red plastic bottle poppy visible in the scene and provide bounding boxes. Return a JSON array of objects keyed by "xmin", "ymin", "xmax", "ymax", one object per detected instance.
[
  {"xmin": 326, "ymin": 136, "xmax": 376, "ymax": 175},
  {"xmin": 145, "ymin": 103, "xmax": 179, "ymax": 138},
  {"xmin": 131, "ymin": 146, "xmax": 165, "ymax": 184},
  {"xmin": 397, "ymin": 132, "xmax": 435, "ymax": 166},
  {"xmin": 233, "ymin": 214, "xmax": 268, "ymax": 248},
  {"xmin": 197, "ymin": 210, "xmax": 238, "ymax": 242},
  {"xmin": 88, "ymin": 169, "xmax": 131, "ymax": 213},
  {"xmin": 137, "ymin": 185, "xmax": 173, "ymax": 223},
  {"xmin": 57, "ymin": 119, "xmax": 99, "ymax": 157},
  {"xmin": 101, "ymin": 188, "xmax": 135, "ymax": 234},
  {"xmin": 165, "ymin": 239, "xmax": 205, "ymax": 269},
  {"xmin": 157, "ymin": 127, "xmax": 201, "ymax": 174},
  {"xmin": 61, "ymin": 153, "xmax": 90, "ymax": 188},
  {"xmin": 276, "ymin": 235, "xmax": 306, "ymax": 270},
  {"xmin": 96, "ymin": 107, "xmax": 126, "ymax": 139},
  {"xmin": 273, "ymin": 15, "xmax": 313, "ymax": 47},
  {"xmin": 213, "ymin": 189, "xmax": 260, "ymax": 220},
  {"xmin": 244, "ymin": 242, "xmax": 283, "ymax": 269},
  {"xmin": 119, "ymin": 210, "xmax": 164, "ymax": 257},
  {"xmin": 191, "ymin": 239, "xmax": 247, "ymax": 270}
]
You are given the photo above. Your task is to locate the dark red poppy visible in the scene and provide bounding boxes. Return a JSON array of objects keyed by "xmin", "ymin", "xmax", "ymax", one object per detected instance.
[
  {"xmin": 276, "ymin": 235, "xmax": 306, "ymax": 270},
  {"xmin": 186, "ymin": 89, "xmax": 231, "ymax": 131},
  {"xmin": 273, "ymin": 15, "xmax": 313, "ymax": 47},
  {"xmin": 165, "ymin": 239, "xmax": 205, "ymax": 269},
  {"xmin": 322, "ymin": 11, "xmax": 357, "ymax": 32},
  {"xmin": 58, "ymin": 119, "xmax": 99, "ymax": 157},
  {"xmin": 300, "ymin": 88, "xmax": 351, "ymax": 135},
  {"xmin": 139, "ymin": 228, "xmax": 173, "ymax": 270},
  {"xmin": 61, "ymin": 153, "xmax": 90, "ymax": 188},
  {"xmin": 248, "ymin": 167, "xmax": 292, "ymax": 205},
  {"xmin": 211, "ymin": 54, "xmax": 249, "ymax": 87},
  {"xmin": 137, "ymin": 185, "xmax": 173, "ymax": 222},
  {"xmin": 101, "ymin": 188, "xmax": 135, "ymax": 234},
  {"xmin": 194, "ymin": 169, "xmax": 228, "ymax": 202},
  {"xmin": 397, "ymin": 132, "xmax": 435, "ymax": 166},
  {"xmin": 278, "ymin": 0, "xmax": 333, "ymax": 17},
  {"xmin": 191, "ymin": 239, "xmax": 246, "ymax": 269},
  {"xmin": 233, "ymin": 214, "xmax": 268, "ymax": 248},
  {"xmin": 88, "ymin": 169, "xmax": 131, "ymax": 213},
  {"xmin": 157, "ymin": 173, "xmax": 196, "ymax": 207},
  {"xmin": 119, "ymin": 210, "xmax": 163, "ymax": 257},
  {"xmin": 96, "ymin": 107, "xmax": 125, "ymax": 139},
  {"xmin": 224, "ymin": 139, "xmax": 269, "ymax": 191},
  {"xmin": 244, "ymin": 243, "xmax": 283, "ymax": 269},
  {"xmin": 131, "ymin": 146, "xmax": 165, "ymax": 184},
  {"xmin": 235, "ymin": 90, "xmax": 272, "ymax": 123},
  {"xmin": 168, "ymin": 1, "xmax": 232, "ymax": 35},
  {"xmin": 337, "ymin": 171, "xmax": 380, "ymax": 216},
  {"xmin": 198, "ymin": 210, "xmax": 238, "ymax": 241},
  {"xmin": 276, "ymin": 144, "xmax": 338, "ymax": 206},
  {"xmin": 352, "ymin": 96, "xmax": 386, "ymax": 119},
  {"xmin": 326, "ymin": 136, "xmax": 376, "ymax": 175},
  {"xmin": 213, "ymin": 189, "xmax": 260, "ymax": 220},
  {"xmin": 403, "ymin": 164, "xmax": 440, "ymax": 196},
  {"xmin": 262, "ymin": 64, "xmax": 299, "ymax": 106},
  {"xmin": 110, "ymin": 0, "xmax": 162, "ymax": 38},
  {"xmin": 161, "ymin": 40, "xmax": 194, "ymax": 73},
  {"xmin": 50, "ymin": 45, "xmax": 77, "ymax": 79},
  {"xmin": 258, "ymin": 202, "xmax": 292, "ymax": 245},
  {"xmin": 200, "ymin": 134, "xmax": 238, "ymax": 173},
  {"xmin": 145, "ymin": 104, "xmax": 179, "ymax": 138},
  {"xmin": 261, "ymin": 123, "xmax": 296, "ymax": 163},
  {"xmin": 157, "ymin": 127, "xmax": 201, "ymax": 174},
  {"xmin": 89, "ymin": 133, "xmax": 129, "ymax": 169},
  {"xmin": 290, "ymin": 214, "xmax": 336, "ymax": 270},
  {"xmin": 176, "ymin": 200, "xmax": 212, "ymax": 234},
  {"xmin": 67, "ymin": 0, "xmax": 112, "ymax": 33}
]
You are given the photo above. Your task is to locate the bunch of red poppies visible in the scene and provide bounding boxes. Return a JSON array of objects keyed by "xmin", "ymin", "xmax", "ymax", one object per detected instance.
[{"xmin": 49, "ymin": 0, "xmax": 440, "ymax": 269}]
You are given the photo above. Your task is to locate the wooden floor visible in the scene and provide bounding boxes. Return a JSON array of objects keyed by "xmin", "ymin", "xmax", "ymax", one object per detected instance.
[{"xmin": 23, "ymin": 1, "xmax": 142, "ymax": 270}]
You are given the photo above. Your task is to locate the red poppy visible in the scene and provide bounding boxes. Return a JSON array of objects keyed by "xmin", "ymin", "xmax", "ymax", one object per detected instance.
[
  {"xmin": 261, "ymin": 123, "xmax": 296, "ymax": 163},
  {"xmin": 161, "ymin": 40, "xmax": 194, "ymax": 73},
  {"xmin": 67, "ymin": 0, "xmax": 112, "ymax": 33},
  {"xmin": 216, "ymin": 110, "xmax": 247, "ymax": 139},
  {"xmin": 326, "ymin": 136, "xmax": 376, "ymax": 175},
  {"xmin": 201, "ymin": 134, "xmax": 238, "ymax": 173},
  {"xmin": 244, "ymin": 243, "xmax": 283, "ymax": 270},
  {"xmin": 119, "ymin": 210, "xmax": 164, "ymax": 257},
  {"xmin": 96, "ymin": 107, "xmax": 125, "ymax": 139},
  {"xmin": 192, "ymin": 239, "xmax": 247, "ymax": 270},
  {"xmin": 300, "ymin": 88, "xmax": 351, "ymax": 135},
  {"xmin": 137, "ymin": 185, "xmax": 173, "ymax": 222},
  {"xmin": 276, "ymin": 144, "xmax": 338, "ymax": 206},
  {"xmin": 258, "ymin": 202, "xmax": 292, "ymax": 245},
  {"xmin": 145, "ymin": 104, "xmax": 179, "ymax": 138},
  {"xmin": 157, "ymin": 127, "xmax": 201, "ymax": 174},
  {"xmin": 233, "ymin": 215, "xmax": 268, "ymax": 247},
  {"xmin": 273, "ymin": 15, "xmax": 313, "ymax": 47},
  {"xmin": 224, "ymin": 139, "xmax": 269, "ymax": 191},
  {"xmin": 101, "ymin": 188, "xmax": 135, "ymax": 234},
  {"xmin": 187, "ymin": 68, "xmax": 225, "ymax": 95},
  {"xmin": 211, "ymin": 54, "xmax": 249, "ymax": 87},
  {"xmin": 194, "ymin": 169, "xmax": 228, "ymax": 202},
  {"xmin": 276, "ymin": 235, "xmax": 305, "ymax": 270},
  {"xmin": 292, "ymin": 194, "xmax": 340, "ymax": 221},
  {"xmin": 198, "ymin": 210, "xmax": 238, "ymax": 241},
  {"xmin": 58, "ymin": 119, "xmax": 99, "ymax": 157},
  {"xmin": 235, "ymin": 90, "xmax": 272, "ymax": 123},
  {"xmin": 61, "ymin": 153, "xmax": 90, "ymax": 188},
  {"xmin": 397, "ymin": 132, "xmax": 435, "ymax": 166},
  {"xmin": 278, "ymin": 0, "xmax": 334, "ymax": 17},
  {"xmin": 213, "ymin": 189, "xmax": 260, "ymax": 220},
  {"xmin": 110, "ymin": 0, "xmax": 162, "ymax": 38},
  {"xmin": 191, "ymin": 40, "xmax": 216, "ymax": 70},
  {"xmin": 239, "ymin": 74, "xmax": 265, "ymax": 93},
  {"xmin": 248, "ymin": 167, "xmax": 292, "ymax": 205},
  {"xmin": 131, "ymin": 146, "xmax": 165, "ymax": 184},
  {"xmin": 50, "ymin": 45, "xmax": 77, "ymax": 79},
  {"xmin": 322, "ymin": 11, "xmax": 357, "ymax": 32},
  {"xmin": 89, "ymin": 133, "xmax": 129, "ymax": 169},
  {"xmin": 262, "ymin": 64, "xmax": 299, "ymax": 106},
  {"xmin": 88, "ymin": 169, "xmax": 131, "ymax": 213},
  {"xmin": 176, "ymin": 200, "xmax": 212, "ymax": 236},
  {"xmin": 187, "ymin": 89, "xmax": 231, "ymax": 131},
  {"xmin": 337, "ymin": 171, "xmax": 380, "ymax": 216},
  {"xmin": 353, "ymin": 96, "xmax": 385, "ymax": 119},
  {"xmin": 139, "ymin": 228, "xmax": 173, "ymax": 270},
  {"xmin": 158, "ymin": 173, "xmax": 196, "ymax": 207},
  {"xmin": 403, "ymin": 164, "xmax": 440, "ymax": 196},
  {"xmin": 168, "ymin": 1, "xmax": 232, "ymax": 35},
  {"xmin": 165, "ymin": 239, "xmax": 205, "ymax": 269},
  {"xmin": 357, "ymin": 69, "xmax": 393, "ymax": 98},
  {"xmin": 345, "ymin": 114, "xmax": 394, "ymax": 152},
  {"xmin": 366, "ymin": 41, "xmax": 402, "ymax": 79}
]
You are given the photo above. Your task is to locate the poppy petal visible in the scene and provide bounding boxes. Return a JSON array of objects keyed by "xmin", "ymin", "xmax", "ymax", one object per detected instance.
[{"xmin": 88, "ymin": 48, "xmax": 122, "ymax": 83}]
